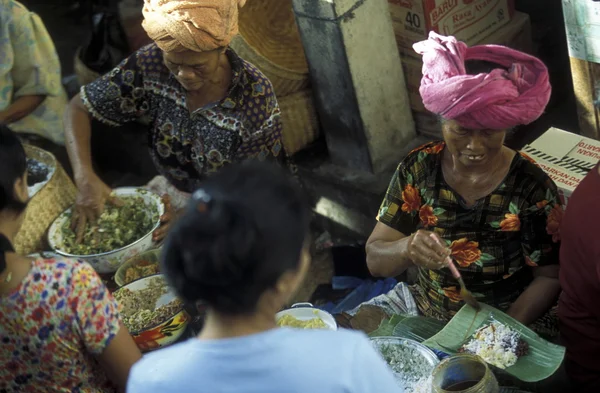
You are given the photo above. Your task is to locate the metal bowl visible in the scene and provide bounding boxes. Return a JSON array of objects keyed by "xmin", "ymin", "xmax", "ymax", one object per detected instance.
[
  {"xmin": 113, "ymin": 274, "xmax": 188, "ymax": 352},
  {"xmin": 371, "ymin": 337, "xmax": 439, "ymax": 392},
  {"xmin": 276, "ymin": 303, "xmax": 337, "ymax": 331},
  {"xmin": 48, "ymin": 187, "xmax": 164, "ymax": 274},
  {"xmin": 114, "ymin": 248, "xmax": 161, "ymax": 287}
]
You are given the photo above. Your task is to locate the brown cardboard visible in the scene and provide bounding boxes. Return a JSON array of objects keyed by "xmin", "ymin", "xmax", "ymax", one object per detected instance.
[{"xmin": 389, "ymin": 0, "xmax": 515, "ymax": 58}]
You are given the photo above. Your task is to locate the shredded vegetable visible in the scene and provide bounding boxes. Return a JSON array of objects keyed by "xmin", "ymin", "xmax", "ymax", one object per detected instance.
[
  {"xmin": 60, "ymin": 196, "xmax": 158, "ymax": 255},
  {"xmin": 114, "ymin": 276, "xmax": 182, "ymax": 332}
]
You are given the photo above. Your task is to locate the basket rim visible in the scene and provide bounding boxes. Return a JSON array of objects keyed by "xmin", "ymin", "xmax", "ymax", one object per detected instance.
[{"xmin": 232, "ymin": 35, "xmax": 309, "ymax": 76}]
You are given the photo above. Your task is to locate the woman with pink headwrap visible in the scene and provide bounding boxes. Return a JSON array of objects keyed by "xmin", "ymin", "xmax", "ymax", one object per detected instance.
[
  {"xmin": 63, "ymin": 0, "xmax": 285, "ymax": 243},
  {"xmin": 358, "ymin": 33, "xmax": 562, "ymax": 335}
]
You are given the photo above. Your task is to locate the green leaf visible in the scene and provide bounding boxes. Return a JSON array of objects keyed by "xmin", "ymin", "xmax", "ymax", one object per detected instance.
[
  {"xmin": 475, "ymin": 260, "xmax": 483, "ymax": 267},
  {"xmin": 406, "ymin": 173, "xmax": 414, "ymax": 185},
  {"xmin": 509, "ymin": 202, "xmax": 520, "ymax": 215},
  {"xmin": 479, "ymin": 253, "xmax": 495, "ymax": 262},
  {"xmin": 422, "ymin": 304, "xmax": 566, "ymax": 383},
  {"xmin": 433, "ymin": 207, "xmax": 445, "ymax": 216},
  {"xmin": 490, "ymin": 221, "xmax": 501, "ymax": 229},
  {"xmin": 421, "ymin": 189, "xmax": 428, "ymax": 198},
  {"xmin": 445, "ymin": 239, "xmax": 452, "ymax": 247}
]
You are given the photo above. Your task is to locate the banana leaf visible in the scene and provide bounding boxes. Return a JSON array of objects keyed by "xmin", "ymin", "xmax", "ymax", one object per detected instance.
[
  {"xmin": 423, "ymin": 304, "xmax": 565, "ymax": 383},
  {"xmin": 368, "ymin": 315, "xmax": 408, "ymax": 337},
  {"xmin": 392, "ymin": 316, "xmax": 446, "ymax": 342}
]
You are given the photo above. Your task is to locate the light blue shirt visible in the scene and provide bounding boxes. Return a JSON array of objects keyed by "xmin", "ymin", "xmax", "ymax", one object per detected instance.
[{"xmin": 127, "ymin": 328, "xmax": 403, "ymax": 393}]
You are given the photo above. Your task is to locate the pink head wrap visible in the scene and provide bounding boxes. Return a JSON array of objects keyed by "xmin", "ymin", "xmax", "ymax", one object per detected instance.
[
  {"xmin": 413, "ymin": 32, "xmax": 551, "ymax": 130},
  {"xmin": 142, "ymin": 0, "xmax": 247, "ymax": 53}
]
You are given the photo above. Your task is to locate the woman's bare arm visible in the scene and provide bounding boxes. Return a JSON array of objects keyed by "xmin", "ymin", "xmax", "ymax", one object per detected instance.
[
  {"xmin": 507, "ymin": 264, "xmax": 561, "ymax": 325},
  {"xmin": 96, "ymin": 323, "xmax": 142, "ymax": 392},
  {"xmin": 0, "ymin": 95, "xmax": 45, "ymax": 124},
  {"xmin": 366, "ymin": 222, "xmax": 413, "ymax": 277},
  {"xmin": 64, "ymin": 94, "xmax": 95, "ymax": 183}
]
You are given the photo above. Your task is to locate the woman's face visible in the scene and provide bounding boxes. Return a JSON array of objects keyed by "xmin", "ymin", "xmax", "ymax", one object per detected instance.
[
  {"xmin": 163, "ymin": 48, "xmax": 224, "ymax": 91},
  {"xmin": 442, "ymin": 119, "xmax": 507, "ymax": 167}
]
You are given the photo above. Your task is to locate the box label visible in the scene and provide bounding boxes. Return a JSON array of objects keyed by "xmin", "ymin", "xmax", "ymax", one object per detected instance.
[{"xmin": 390, "ymin": 0, "xmax": 512, "ymax": 56}]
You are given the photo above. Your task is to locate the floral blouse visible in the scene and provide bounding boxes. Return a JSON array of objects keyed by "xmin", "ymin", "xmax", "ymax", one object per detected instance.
[
  {"xmin": 81, "ymin": 43, "xmax": 284, "ymax": 193},
  {"xmin": 377, "ymin": 142, "xmax": 562, "ymax": 319},
  {"xmin": 0, "ymin": 257, "xmax": 120, "ymax": 392}
]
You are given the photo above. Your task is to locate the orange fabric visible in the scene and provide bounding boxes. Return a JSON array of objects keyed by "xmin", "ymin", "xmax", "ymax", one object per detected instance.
[{"xmin": 142, "ymin": 0, "xmax": 246, "ymax": 52}]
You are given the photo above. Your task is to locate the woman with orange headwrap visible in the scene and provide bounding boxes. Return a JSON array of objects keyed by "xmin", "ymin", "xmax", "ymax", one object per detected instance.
[{"xmin": 63, "ymin": 0, "xmax": 284, "ymax": 242}]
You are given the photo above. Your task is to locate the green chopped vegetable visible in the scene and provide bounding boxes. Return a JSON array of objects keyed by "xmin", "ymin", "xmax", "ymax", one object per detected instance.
[{"xmin": 61, "ymin": 196, "xmax": 159, "ymax": 255}]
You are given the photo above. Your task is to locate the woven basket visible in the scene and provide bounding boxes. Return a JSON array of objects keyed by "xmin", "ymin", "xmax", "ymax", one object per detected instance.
[
  {"xmin": 232, "ymin": 0, "xmax": 309, "ymax": 96},
  {"xmin": 279, "ymin": 89, "xmax": 320, "ymax": 155},
  {"xmin": 14, "ymin": 146, "xmax": 76, "ymax": 255},
  {"xmin": 74, "ymin": 47, "xmax": 101, "ymax": 88}
]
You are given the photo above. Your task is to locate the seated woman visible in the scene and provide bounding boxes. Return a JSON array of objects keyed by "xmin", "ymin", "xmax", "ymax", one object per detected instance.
[
  {"xmin": 64, "ymin": 0, "xmax": 286, "ymax": 241},
  {"xmin": 0, "ymin": 125, "xmax": 141, "ymax": 391},
  {"xmin": 0, "ymin": 0, "xmax": 68, "ymax": 146},
  {"xmin": 558, "ymin": 165, "xmax": 600, "ymax": 391},
  {"xmin": 127, "ymin": 161, "xmax": 402, "ymax": 393},
  {"xmin": 364, "ymin": 33, "xmax": 562, "ymax": 329}
]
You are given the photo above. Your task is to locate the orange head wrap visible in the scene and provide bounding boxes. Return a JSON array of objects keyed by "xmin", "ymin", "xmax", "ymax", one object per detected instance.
[{"xmin": 142, "ymin": 0, "xmax": 247, "ymax": 53}]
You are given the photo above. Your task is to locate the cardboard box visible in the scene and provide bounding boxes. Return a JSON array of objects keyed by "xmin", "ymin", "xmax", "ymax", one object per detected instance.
[
  {"xmin": 562, "ymin": 0, "xmax": 600, "ymax": 140},
  {"xmin": 527, "ymin": 127, "xmax": 600, "ymax": 170},
  {"xmin": 389, "ymin": 0, "xmax": 515, "ymax": 58},
  {"xmin": 521, "ymin": 145, "xmax": 587, "ymax": 207},
  {"xmin": 520, "ymin": 127, "xmax": 600, "ymax": 206}
]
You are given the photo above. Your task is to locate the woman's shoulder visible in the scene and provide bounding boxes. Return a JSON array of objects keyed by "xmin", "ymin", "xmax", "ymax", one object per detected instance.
[
  {"xmin": 32, "ymin": 257, "xmax": 100, "ymax": 285},
  {"xmin": 395, "ymin": 141, "xmax": 444, "ymax": 175},
  {"xmin": 229, "ymin": 48, "xmax": 276, "ymax": 94},
  {"xmin": 512, "ymin": 151, "xmax": 558, "ymax": 192}
]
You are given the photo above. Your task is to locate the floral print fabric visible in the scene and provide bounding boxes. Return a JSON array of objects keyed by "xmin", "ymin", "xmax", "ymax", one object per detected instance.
[
  {"xmin": 81, "ymin": 43, "xmax": 284, "ymax": 193},
  {"xmin": 0, "ymin": 258, "xmax": 120, "ymax": 392},
  {"xmin": 378, "ymin": 142, "xmax": 562, "ymax": 319}
]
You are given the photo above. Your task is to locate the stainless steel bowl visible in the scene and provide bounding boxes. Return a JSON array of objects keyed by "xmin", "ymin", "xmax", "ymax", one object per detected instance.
[{"xmin": 371, "ymin": 337, "xmax": 439, "ymax": 392}]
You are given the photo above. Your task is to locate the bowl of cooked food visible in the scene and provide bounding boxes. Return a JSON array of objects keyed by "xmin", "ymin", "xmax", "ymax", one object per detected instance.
[
  {"xmin": 370, "ymin": 337, "xmax": 439, "ymax": 392},
  {"xmin": 113, "ymin": 274, "xmax": 188, "ymax": 352},
  {"xmin": 48, "ymin": 187, "xmax": 164, "ymax": 274},
  {"xmin": 275, "ymin": 303, "xmax": 337, "ymax": 330},
  {"xmin": 114, "ymin": 248, "xmax": 161, "ymax": 287}
]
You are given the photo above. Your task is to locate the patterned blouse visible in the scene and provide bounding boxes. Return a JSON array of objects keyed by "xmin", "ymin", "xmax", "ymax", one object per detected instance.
[
  {"xmin": 0, "ymin": 257, "xmax": 120, "ymax": 392},
  {"xmin": 81, "ymin": 43, "xmax": 284, "ymax": 193},
  {"xmin": 377, "ymin": 142, "xmax": 562, "ymax": 320}
]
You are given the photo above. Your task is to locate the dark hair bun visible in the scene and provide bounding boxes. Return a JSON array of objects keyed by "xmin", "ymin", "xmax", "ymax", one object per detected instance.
[{"xmin": 161, "ymin": 161, "xmax": 310, "ymax": 314}]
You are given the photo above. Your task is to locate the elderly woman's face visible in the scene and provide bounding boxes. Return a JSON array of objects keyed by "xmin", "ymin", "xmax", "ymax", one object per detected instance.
[
  {"xmin": 442, "ymin": 120, "xmax": 507, "ymax": 167},
  {"xmin": 163, "ymin": 49, "xmax": 224, "ymax": 91}
]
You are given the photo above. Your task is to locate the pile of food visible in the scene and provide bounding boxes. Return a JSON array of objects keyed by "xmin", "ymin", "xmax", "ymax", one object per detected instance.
[
  {"xmin": 373, "ymin": 339, "xmax": 438, "ymax": 393},
  {"xmin": 277, "ymin": 314, "xmax": 327, "ymax": 329},
  {"xmin": 60, "ymin": 196, "xmax": 159, "ymax": 255},
  {"xmin": 124, "ymin": 261, "xmax": 160, "ymax": 284},
  {"xmin": 459, "ymin": 320, "xmax": 529, "ymax": 369},
  {"xmin": 114, "ymin": 276, "xmax": 182, "ymax": 332}
]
